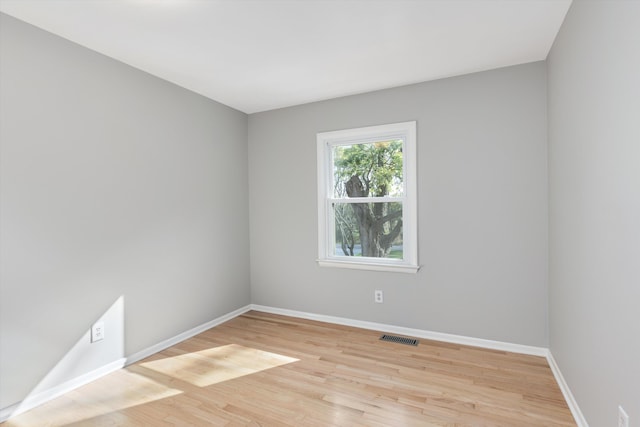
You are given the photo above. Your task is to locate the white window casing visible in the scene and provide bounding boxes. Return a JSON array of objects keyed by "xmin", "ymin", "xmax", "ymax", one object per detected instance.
[{"xmin": 316, "ymin": 121, "xmax": 419, "ymax": 273}]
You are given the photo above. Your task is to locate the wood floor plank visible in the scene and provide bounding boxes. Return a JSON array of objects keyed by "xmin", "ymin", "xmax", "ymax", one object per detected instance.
[{"xmin": 4, "ymin": 311, "xmax": 576, "ymax": 426}]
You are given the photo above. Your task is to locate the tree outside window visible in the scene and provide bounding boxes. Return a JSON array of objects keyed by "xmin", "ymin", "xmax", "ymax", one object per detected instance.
[{"xmin": 333, "ymin": 140, "xmax": 403, "ymax": 258}]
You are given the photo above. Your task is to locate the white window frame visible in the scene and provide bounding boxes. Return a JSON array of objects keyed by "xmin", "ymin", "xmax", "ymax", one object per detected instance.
[{"xmin": 316, "ymin": 121, "xmax": 419, "ymax": 273}]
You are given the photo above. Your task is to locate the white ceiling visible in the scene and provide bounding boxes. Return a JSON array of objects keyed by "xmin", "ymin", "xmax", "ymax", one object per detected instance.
[{"xmin": 0, "ymin": 0, "xmax": 571, "ymax": 114}]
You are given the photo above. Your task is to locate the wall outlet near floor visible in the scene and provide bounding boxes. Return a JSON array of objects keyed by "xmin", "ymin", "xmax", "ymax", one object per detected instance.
[
  {"xmin": 618, "ymin": 405, "xmax": 629, "ymax": 427},
  {"xmin": 374, "ymin": 290, "xmax": 383, "ymax": 303},
  {"xmin": 91, "ymin": 321, "xmax": 105, "ymax": 343}
]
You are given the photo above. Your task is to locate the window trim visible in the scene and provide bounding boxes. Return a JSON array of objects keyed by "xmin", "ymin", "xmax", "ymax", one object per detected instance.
[{"xmin": 316, "ymin": 121, "xmax": 419, "ymax": 273}]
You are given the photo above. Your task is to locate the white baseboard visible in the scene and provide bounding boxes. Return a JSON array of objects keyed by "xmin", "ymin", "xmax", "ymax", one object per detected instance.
[
  {"xmin": 546, "ymin": 352, "xmax": 589, "ymax": 427},
  {"xmin": 250, "ymin": 304, "xmax": 549, "ymax": 357},
  {"xmin": 125, "ymin": 304, "xmax": 253, "ymax": 365},
  {"xmin": 0, "ymin": 358, "xmax": 125, "ymax": 423}
]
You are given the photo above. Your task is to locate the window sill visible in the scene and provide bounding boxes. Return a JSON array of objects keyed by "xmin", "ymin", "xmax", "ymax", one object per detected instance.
[{"xmin": 317, "ymin": 259, "xmax": 420, "ymax": 274}]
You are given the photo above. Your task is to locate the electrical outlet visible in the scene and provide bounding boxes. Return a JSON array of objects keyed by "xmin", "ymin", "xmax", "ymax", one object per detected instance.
[
  {"xmin": 618, "ymin": 406, "xmax": 629, "ymax": 427},
  {"xmin": 374, "ymin": 290, "xmax": 383, "ymax": 303},
  {"xmin": 91, "ymin": 321, "xmax": 105, "ymax": 343}
]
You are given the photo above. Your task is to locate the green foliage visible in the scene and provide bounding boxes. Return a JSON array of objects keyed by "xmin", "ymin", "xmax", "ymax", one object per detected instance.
[{"xmin": 333, "ymin": 140, "xmax": 403, "ymax": 198}]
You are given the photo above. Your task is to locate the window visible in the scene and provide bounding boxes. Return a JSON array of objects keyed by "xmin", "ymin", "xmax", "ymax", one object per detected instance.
[{"xmin": 316, "ymin": 121, "xmax": 418, "ymax": 273}]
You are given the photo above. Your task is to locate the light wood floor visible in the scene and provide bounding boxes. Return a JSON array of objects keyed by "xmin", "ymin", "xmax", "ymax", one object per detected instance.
[{"xmin": 4, "ymin": 311, "xmax": 576, "ymax": 426}]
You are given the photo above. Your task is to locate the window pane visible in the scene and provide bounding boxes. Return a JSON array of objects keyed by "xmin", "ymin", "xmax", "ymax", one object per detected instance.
[
  {"xmin": 332, "ymin": 140, "xmax": 403, "ymax": 198},
  {"xmin": 333, "ymin": 202, "xmax": 403, "ymax": 259}
]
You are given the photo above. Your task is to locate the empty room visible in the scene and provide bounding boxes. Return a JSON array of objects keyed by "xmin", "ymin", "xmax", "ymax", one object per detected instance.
[{"xmin": 0, "ymin": 0, "xmax": 638, "ymax": 426}]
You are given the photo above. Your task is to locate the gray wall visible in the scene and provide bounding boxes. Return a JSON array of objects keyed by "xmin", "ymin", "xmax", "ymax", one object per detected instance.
[
  {"xmin": 547, "ymin": 1, "xmax": 640, "ymax": 425},
  {"xmin": 249, "ymin": 62, "xmax": 549, "ymax": 347},
  {"xmin": 0, "ymin": 14, "xmax": 250, "ymax": 409}
]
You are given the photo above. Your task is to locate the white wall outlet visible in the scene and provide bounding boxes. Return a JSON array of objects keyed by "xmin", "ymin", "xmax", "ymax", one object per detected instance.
[
  {"xmin": 374, "ymin": 290, "xmax": 383, "ymax": 303},
  {"xmin": 618, "ymin": 406, "xmax": 629, "ymax": 427},
  {"xmin": 91, "ymin": 321, "xmax": 105, "ymax": 343}
]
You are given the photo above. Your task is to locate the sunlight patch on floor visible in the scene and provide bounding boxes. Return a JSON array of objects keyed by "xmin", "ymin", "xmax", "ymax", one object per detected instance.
[
  {"xmin": 139, "ymin": 344, "xmax": 299, "ymax": 387},
  {"xmin": 4, "ymin": 370, "xmax": 181, "ymax": 427}
]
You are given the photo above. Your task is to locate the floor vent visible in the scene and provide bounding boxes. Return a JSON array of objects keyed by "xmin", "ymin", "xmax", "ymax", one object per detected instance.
[{"xmin": 379, "ymin": 334, "xmax": 419, "ymax": 346}]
